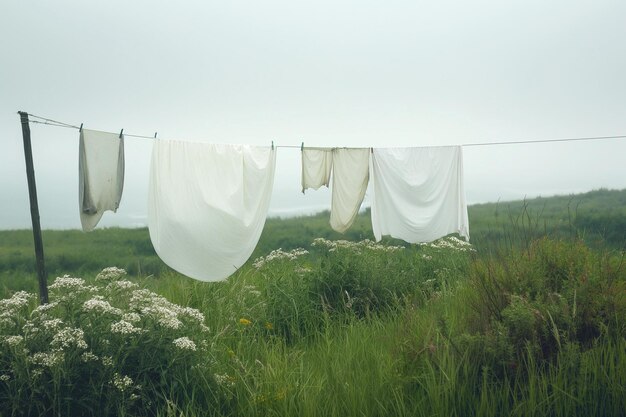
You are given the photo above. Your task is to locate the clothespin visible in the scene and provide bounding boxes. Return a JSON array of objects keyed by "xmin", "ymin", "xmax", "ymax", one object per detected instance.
[
  {"xmin": 301, "ymin": 142, "xmax": 304, "ymax": 151},
  {"xmin": 154, "ymin": 132, "xmax": 158, "ymax": 139},
  {"xmin": 119, "ymin": 129, "xmax": 124, "ymax": 139},
  {"xmin": 79, "ymin": 123, "xmax": 83, "ymax": 132},
  {"xmin": 271, "ymin": 140, "xmax": 274, "ymax": 150},
  {"xmin": 370, "ymin": 147, "xmax": 373, "ymax": 154}
]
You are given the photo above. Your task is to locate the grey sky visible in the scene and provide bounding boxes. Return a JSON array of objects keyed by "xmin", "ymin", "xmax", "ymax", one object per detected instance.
[{"xmin": 1, "ymin": 0, "xmax": 625, "ymax": 229}]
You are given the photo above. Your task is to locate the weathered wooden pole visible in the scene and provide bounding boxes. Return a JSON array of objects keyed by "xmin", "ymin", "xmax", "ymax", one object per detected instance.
[{"xmin": 18, "ymin": 111, "xmax": 49, "ymax": 304}]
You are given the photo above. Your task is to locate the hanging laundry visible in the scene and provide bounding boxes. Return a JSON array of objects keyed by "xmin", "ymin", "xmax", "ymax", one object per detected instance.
[
  {"xmin": 148, "ymin": 140, "xmax": 276, "ymax": 282},
  {"xmin": 78, "ymin": 129, "xmax": 125, "ymax": 232},
  {"xmin": 329, "ymin": 148, "xmax": 370, "ymax": 233},
  {"xmin": 301, "ymin": 148, "xmax": 333, "ymax": 192},
  {"xmin": 370, "ymin": 146, "xmax": 469, "ymax": 243}
]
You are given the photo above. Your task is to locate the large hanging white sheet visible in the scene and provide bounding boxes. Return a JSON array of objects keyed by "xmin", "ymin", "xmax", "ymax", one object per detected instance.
[
  {"xmin": 78, "ymin": 129, "xmax": 125, "ymax": 232},
  {"xmin": 370, "ymin": 146, "xmax": 469, "ymax": 243},
  {"xmin": 148, "ymin": 140, "xmax": 276, "ymax": 281},
  {"xmin": 301, "ymin": 148, "xmax": 333, "ymax": 192},
  {"xmin": 329, "ymin": 148, "xmax": 370, "ymax": 233}
]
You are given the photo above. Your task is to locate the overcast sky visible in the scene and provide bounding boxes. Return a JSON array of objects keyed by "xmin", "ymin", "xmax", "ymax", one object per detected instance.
[{"xmin": 1, "ymin": 0, "xmax": 625, "ymax": 230}]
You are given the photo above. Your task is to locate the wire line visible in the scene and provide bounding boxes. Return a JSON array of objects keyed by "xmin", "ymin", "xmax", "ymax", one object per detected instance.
[{"xmin": 20, "ymin": 111, "xmax": 626, "ymax": 149}]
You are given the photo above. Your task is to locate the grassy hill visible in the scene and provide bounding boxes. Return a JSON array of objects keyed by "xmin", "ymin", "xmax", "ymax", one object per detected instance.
[{"xmin": 0, "ymin": 188, "xmax": 624, "ymax": 290}]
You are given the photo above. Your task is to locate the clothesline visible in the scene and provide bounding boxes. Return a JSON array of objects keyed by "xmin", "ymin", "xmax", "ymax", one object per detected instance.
[{"xmin": 23, "ymin": 112, "xmax": 626, "ymax": 148}]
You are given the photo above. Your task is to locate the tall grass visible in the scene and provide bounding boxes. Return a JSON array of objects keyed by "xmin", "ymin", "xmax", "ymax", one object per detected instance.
[{"xmin": 1, "ymin": 232, "xmax": 624, "ymax": 416}]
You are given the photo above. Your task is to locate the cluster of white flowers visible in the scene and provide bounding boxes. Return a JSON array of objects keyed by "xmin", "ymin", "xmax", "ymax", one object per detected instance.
[
  {"xmin": 0, "ymin": 291, "xmax": 35, "ymax": 328},
  {"xmin": 29, "ymin": 351, "xmax": 64, "ymax": 367},
  {"xmin": 96, "ymin": 267, "xmax": 127, "ymax": 281},
  {"xmin": 252, "ymin": 248, "xmax": 309, "ymax": 269},
  {"xmin": 51, "ymin": 327, "xmax": 88, "ymax": 350},
  {"xmin": 1, "ymin": 335, "xmax": 24, "ymax": 347},
  {"xmin": 122, "ymin": 312, "xmax": 141, "ymax": 323},
  {"xmin": 110, "ymin": 320, "xmax": 144, "ymax": 335},
  {"xmin": 111, "ymin": 373, "xmax": 134, "ymax": 392},
  {"xmin": 420, "ymin": 236, "xmax": 476, "ymax": 252},
  {"xmin": 214, "ymin": 373, "xmax": 235, "ymax": 387},
  {"xmin": 101, "ymin": 356, "xmax": 114, "ymax": 366},
  {"xmin": 312, "ymin": 238, "xmax": 405, "ymax": 253},
  {"xmin": 0, "ymin": 374, "xmax": 10, "ymax": 382},
  {"xmin": 80, "ymin": 351, "xmax": 99, "ymax": 362},
  {"xmin": 83, "ymin": 297, "xmax": 123, "ymax": 315},
  {"xmin": 130, "ymin": 288, "xmax": 206, "ymax": 330},
  {"xmin": 172, "ymin": 336, "xmax": 197, "ymax": 351},
  {"xmin": 106, "ymin": 280, "xmax": 139, "ymax": 291},
  {"xmin": 49, "ymin": 276, "xmax": 88, "ymax": 290}
]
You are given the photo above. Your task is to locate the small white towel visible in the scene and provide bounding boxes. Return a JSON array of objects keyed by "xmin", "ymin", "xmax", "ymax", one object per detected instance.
[
  {"xmin": 329, "ymin": 148, "xmax": 370, "ymax": 233},
  {"xmin": 78, "ymin": 129, "xmax": 125, "ymax": 232},
  {"xmin": 301, "ymin": 148, "xmax": 333, "ymax": 193}
]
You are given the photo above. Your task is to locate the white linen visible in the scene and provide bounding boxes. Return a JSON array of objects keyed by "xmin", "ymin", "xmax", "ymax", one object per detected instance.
[
  {"xmin": 148, "ymin": 140, "xmax": 276, "ymax": 282},
  {"xmin": 78, "ymin": 129, "xmax": 125, "ymax": 232},
  {"xmin": 329, "ymin": 148, "xmax": 370, "ymax": 233},
  {"xmin": 301, "ymin": 148, "xmax": 333, "ymax": 192},
  {"xmin": 370, "ymin": 146, "xmax": 469, "ymax": 243}
]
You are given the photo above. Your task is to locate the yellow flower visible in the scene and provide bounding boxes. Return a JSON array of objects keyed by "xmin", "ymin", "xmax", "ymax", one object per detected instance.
[
  {"xmin": 239, "ymin": 318, "xmax": 251, "ymax": 326},
  {"xmin": 264, "ymin": 322, "xmax": 273, "ymax": 330}
]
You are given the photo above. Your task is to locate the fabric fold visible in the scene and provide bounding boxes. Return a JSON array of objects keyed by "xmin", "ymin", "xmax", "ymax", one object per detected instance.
[
  {"xmin": 370, "ymin": 146, "xmax": 469, "ymax": 243},
  {"xmin": 329, "ymin": 148, "xmax": 370, "ymax": 233},
  {"xmin": 78, "ymin": 129, "xmax": 125, "ymax": 232},
  {"xmin": 148, "ymin": 140, "xmax": 276, "ymax": 282}
]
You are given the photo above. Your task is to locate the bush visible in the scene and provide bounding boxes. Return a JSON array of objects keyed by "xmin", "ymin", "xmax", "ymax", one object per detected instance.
[
  {"xmin": 0, "ymin": 268, "xmax": 221, "ymax": 417},
  {"xmin": 462, "ymin": 238, "xmax": 626, "ymax": 371}
]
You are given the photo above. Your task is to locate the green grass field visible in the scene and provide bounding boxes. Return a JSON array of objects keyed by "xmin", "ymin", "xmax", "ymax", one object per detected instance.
[{"xmin": 0, "ymin": 189, "xmax": 624, "ymax": 416}]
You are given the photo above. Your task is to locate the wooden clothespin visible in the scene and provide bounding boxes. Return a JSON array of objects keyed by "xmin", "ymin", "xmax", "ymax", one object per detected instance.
[
  {"xmin": 119, "ymin": 129, "xmax": 124, "ymax": 139},
  {"xmin": 154, "ymin": 132, "xmax": 158, "ymax": 139},
  {"xmin": 271, "ymin": 140, "xmax": 274, "ymax": 150},
  {"xmin": 301, "ymin": 142, "xmax": 304, "ymax": 151},
  {"xmin": 79, "ymin": 123, "xmax": 83, "ymax": 132}
]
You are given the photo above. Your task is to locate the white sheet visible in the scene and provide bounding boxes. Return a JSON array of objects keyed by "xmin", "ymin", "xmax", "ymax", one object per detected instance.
[
  {"xmin": 329, "ymin": 148, "xmax": 370, "ymax": 233},
  {"xmin": 301, "ymin": 148, "xmax": 333, "ymax": 192},
  {"xmin": 148, "ymin": 140, "xmax": 276, "ymax": 281},
  {"xmin": 370, "ymin": 146, "xmax": 469, "ymax": 243},
  {"xmin": 78, "ymin": 129, "xmax": 125, "ymax": 232}
]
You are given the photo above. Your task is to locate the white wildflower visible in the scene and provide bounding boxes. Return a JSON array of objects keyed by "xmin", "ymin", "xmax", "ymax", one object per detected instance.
[
  {"xmin": 31, "ymin": 368, "xmax": 43, "ymax": 378},
  {"xmin": 81, "ymin": 351, "xmax": 99, "ymax": 362},
  {"xmin": 177, "ymin": 307, "xmax": 205, "ymax": 324},
  {"xmin": 253, "ymin": 248, "xmax": 309, "ymax": 269},
  {"xmin": 111, "ymin": 373, "xmax": 134, "ymax": 392},
  {"xmin": 2, "ymin": 335, "xmax": 24, "ymax": 347},
  {"xmin": 0, "ymin": 374, "xmax": 10, "ymax": 382},
  {"xmin": 51, "ymin": 327, "xmax": 88, "ymax": 350},
  {"xmin": 49, "ymin": 276, "xmax": 86, "ymax": 290},
  {"xmin": 31, "ymin": 301, "xmax": 59, "ymax": 315},
  {"xmin": 0, "ymin": 291, "xmax": 34, "ymax": 313},
  {"xmin": 83, "ymin": 298, "xmax": 122, "ymax": 315},
  {"xmin": 106, "ymin": 280, "xmax": 138, "ymax": 291},
  {"xmin": 30, "ymin": 351, "xmax": 64, "ymax": 367},
  {"xmin": 101, "ymin": 356, "xmax": 114, "ymax": 366},
  {"xmin": 214, "ymin": 373, "xmax": 235, "ymax": 387},
  {"xmin": 172, "ymin": 337, "xmax": 197, "ymax": 351},
  {"xmin": 122, "ymin": 312, "xmax": 141, "ymax": 323},
  {"xmin": 96, "ymin": 267, "xmax": 127, "ymax": 281},
  {"xmin": 41, "ymin": 318, "xmax": 64, "ymax": 331},
  {"xmin": 110, "ymin": 320, "xmax": 144, "ymax": 335}
]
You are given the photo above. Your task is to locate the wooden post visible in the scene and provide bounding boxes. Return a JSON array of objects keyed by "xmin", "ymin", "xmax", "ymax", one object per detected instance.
[{"xmin": 18, "ymin": 111, "xmax": 49, "ymax": 304}]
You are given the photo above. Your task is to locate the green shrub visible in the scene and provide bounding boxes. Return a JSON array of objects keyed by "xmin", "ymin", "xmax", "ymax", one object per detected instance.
[
  {"xmin": 0, "ymin": 268, "xmax": 221, "ymax": 417},
  {"xmin": 462, "ymin": 238, "xmax": 625, "ymax": 371}
]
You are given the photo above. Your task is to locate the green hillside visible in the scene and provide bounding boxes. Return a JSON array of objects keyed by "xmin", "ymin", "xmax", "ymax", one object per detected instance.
[{"xmin": 1, "ymin": 188, "xmax": 624, "ymax": 290}]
